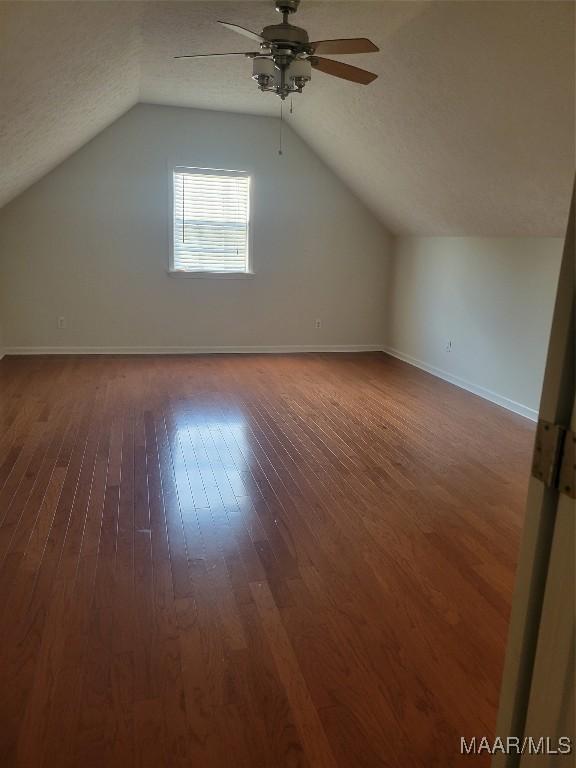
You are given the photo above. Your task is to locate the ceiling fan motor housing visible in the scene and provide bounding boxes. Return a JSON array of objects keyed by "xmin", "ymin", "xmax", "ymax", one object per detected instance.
[{"xmin": 262, "ymin": 24, "xmax": 309, "ymax": 48}]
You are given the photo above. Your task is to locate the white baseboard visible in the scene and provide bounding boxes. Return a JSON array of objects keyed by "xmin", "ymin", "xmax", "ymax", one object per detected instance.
[
  {"xmin": 1, "ymin": 343, "xmax": 538, "ymax": 421},
  {"xmin": 382, "ymin": 346, "xmax": 538, "ymax": 422},
  {"xmin": 3, "ymin": 344, "xmax": 383, "ymax": 356}
]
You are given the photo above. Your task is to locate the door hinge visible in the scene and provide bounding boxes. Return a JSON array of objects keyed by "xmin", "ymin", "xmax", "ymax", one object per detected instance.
[{"xmin": 531, "ymin": 420, "xmax": 575, "ymax": 499}]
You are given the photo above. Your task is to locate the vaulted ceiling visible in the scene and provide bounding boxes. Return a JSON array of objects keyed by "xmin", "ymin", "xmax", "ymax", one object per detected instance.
[{"xmin": 1, "ymin": 1, "xmax": 574, "ymax": 235}]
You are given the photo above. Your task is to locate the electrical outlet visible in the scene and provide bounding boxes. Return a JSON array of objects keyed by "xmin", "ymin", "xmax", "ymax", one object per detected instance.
[
  {"xmin": 445, "ymin": 340, "xmax": 452, "ymax": 352},
  {"xmin": 57, "ymin": 316, "xmax": 66, "ymax": 330},
  {"xmin": 314, "ymin": 319, "xmax": 322, "ymax": 329}
]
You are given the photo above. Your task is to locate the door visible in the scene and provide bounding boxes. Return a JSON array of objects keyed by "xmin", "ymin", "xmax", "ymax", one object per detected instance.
[
  {"xmin": 520, "ymin": 395, "xmax": 574, "ymax": 766},
  {"xmin": 493, "ymin": 184, "xmax": 574, "ymax": 767}
]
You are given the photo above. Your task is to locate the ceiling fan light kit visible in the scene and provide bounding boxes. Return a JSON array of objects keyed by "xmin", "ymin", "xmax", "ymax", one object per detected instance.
[
  {"xmin": 176, "ymin": 0, "xmax": 379, "ymax": 101},
  {"xmin": 252, "ymin": 56, "xmax": 311, "ymax": 93}
]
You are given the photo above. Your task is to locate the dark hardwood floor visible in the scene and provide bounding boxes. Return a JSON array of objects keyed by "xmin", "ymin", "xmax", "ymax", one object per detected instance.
[{"xmin": 0, "ymin": 353, "xmax": 534, "ymax": 767}]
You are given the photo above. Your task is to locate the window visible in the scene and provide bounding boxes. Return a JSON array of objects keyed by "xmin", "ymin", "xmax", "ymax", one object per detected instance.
[{"xmin": 172, "ymin": 167, "xmax": 251, "ymax": 274}]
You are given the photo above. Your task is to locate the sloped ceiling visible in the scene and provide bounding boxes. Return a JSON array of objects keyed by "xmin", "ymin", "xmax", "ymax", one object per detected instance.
[
  {"xmin": 0, "ymin": 2, "xmax": 141, "ymax": 209},
  {"xmin": 1, "ymin": 1, "xmax": 574, "ymax": 235}
]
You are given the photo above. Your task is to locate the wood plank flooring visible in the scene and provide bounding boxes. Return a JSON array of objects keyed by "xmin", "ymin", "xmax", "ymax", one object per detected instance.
[{"xmin": 0, "ymin": 353, "xmax": 534, "ymax": 767}]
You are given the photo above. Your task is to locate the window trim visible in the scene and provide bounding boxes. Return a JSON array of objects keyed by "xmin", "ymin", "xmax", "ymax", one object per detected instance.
[{"xmin": 169, "ymin": 165, "xmax": 254, "ymax": 277}]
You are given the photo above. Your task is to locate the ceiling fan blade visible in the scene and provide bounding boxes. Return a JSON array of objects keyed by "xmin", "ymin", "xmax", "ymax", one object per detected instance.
[
  {"xmin": 309, "ymin": 38, "xmax": 379, "ymax": 55},
  {"xmin": 218, "ymin": 21, "xmax": 265, "ymax": 43},
  {"xmin": 175, "ymin": 52, "xmax": 258, "ymax": 59},
  {"xmin": 311, "ymin": 57, "xmax": 378, "ymax": 85}
]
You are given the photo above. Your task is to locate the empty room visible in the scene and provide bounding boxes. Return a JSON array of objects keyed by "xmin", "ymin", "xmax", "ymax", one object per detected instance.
[{"xmin": 0, "ymin": 1, "xmax": 574, "ymax": 766}]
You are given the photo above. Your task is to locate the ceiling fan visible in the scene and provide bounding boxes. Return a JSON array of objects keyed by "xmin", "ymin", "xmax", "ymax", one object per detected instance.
[{"xmin": 175, "ymin": 0, "xmax": 379, "ymax": 101}]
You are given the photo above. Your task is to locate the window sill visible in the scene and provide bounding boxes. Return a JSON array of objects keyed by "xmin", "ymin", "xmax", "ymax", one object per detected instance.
[{"xmin": 167, "ymin": 269, "xmax": 255, "ymax": 279}]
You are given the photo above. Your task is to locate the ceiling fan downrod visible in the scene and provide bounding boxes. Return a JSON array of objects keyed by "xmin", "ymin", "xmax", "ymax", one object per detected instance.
[
  {"xmin": 252, "ymin": 0, "xmax": 310, "ymax": 100},
  {"xmin": 275, "ymin": 0, "xmax": 301, "ymax": 20}
]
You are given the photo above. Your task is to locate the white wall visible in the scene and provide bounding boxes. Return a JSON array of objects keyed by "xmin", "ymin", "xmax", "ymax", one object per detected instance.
[
  {"xmin": 0, "ymin": 104, "xmax": 391, "ymax": 352},
  {"xmin": 386, "ymin": 237, "xmax": 563, "ymax": 418}
]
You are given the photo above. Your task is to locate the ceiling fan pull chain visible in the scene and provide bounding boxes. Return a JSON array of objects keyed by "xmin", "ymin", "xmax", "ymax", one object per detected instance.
[{"xmin": 279, "ymin": 101, "xmax": 283, "ymax": 156}]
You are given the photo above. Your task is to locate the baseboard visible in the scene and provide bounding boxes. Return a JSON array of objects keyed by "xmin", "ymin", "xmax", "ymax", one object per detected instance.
[
  {"xmin": 2, "ymin": 344, "xmax": 538, "ymax": 421},
  {"xmin": 3, "ymin": 344, "xmax": 383, "ymax": 356},
  {"xmin": 382, "ymin": 346, "xmax": 538, "ymax": 422}
]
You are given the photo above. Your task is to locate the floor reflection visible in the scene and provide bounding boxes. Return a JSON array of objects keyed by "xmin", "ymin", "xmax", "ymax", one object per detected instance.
[{"xmin": 170, "ymin": 402, "xmax": 253, "ymax": 514}]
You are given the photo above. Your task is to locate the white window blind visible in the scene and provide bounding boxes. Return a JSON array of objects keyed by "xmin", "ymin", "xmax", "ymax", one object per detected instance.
[{"xmin": 172, "ymin": 167, "xmax": 251, "ymax": 273}]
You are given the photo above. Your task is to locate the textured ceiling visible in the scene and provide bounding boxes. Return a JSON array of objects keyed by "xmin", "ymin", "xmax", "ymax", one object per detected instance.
[
  {"xmin": 0, "ymin": 2, "xmax": 141, "ymax": 209},
  {"xmin": 1, "ymin": 1, "xmax": 574, "ymax": 235}
]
